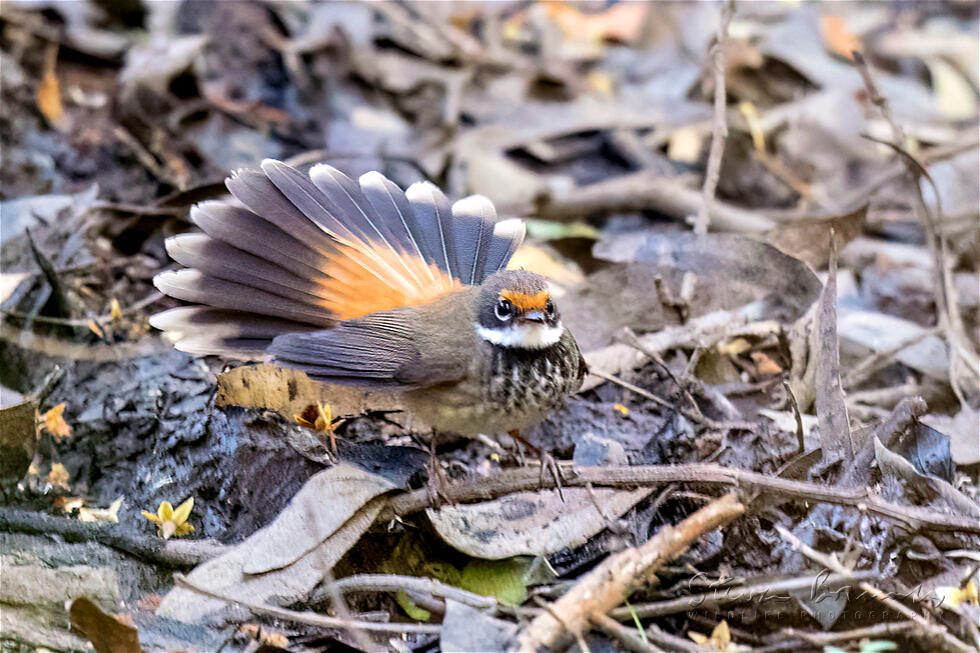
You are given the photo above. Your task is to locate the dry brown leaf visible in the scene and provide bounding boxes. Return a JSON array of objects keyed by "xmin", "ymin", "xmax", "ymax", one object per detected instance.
[
  {"xmin": 69, "ymin": 597, "xmax": 143, "ymax": 653},
  {"xmin": 543, "ymin": 1, "xmax": 649, "ymax": 45},
  {"xmin": 428, "ymin": 485, "xmax": 652, "ymax": 559},
  {"xmin": 216, "ymin": 364, "xmax": 400, "ymax": 421},
  {"xmin": 750, "ymin": 351, "xmax": 783, "ymax": 376},
  {"xmin": 157, "ymin": 494, "xmax": 387, "ymax": 624},
  {"xmin": 0, "ymin": 399, "xmax": 38, "ymax": 483},
  {"xmin": 767, "ymin": 205, "xmax": 867, "ymax": 269},
  {"xmin": 239, "ymin": 623, "xmax": 289, "ymax": 648}
]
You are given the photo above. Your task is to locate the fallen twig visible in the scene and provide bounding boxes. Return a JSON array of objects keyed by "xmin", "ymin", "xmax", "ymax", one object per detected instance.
[
  {"xmin": 531, "ymin": 170, "xmax": 775, "ymax": 232},
  {"xmin": 591, "ymin": 613, "xmax": 660, "ymax": 653},
  {"xmin": 776, "ymin": 525, "xmax": 973, "ymax": 653},
  {"xmin": 695, "ymin": 0, "xmax": 735, "ymax": 235},
  {"xmin": 313, "ymin": 573, "xmax": 496, "ymax": 611},
  {"xmin": 607, "ymin": 571, "xmax": 869, "ymax": 621},
  {"xmin": 173, "ymin": 573, "xmax": 442, "ymax": 635},
  {"xmin": 0, "ymin": 506, "xmax": 224, "ymax": 568},
  {"xmin": 779, "ymin": 620, "xmax": 918, "ymax": 649},
  {"xmin": 512, "ymin": 493, "xmax": 745, "ymax": 650},
  {"xmin": 383, "ymin": 463, "xmax": 980, "ymax": 535}
]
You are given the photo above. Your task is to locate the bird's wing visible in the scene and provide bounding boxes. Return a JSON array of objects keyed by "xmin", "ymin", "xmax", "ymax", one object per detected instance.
[
  {"xmin": 151, "ymin": 161, "xmax": 524, "ymax": 358},
  {"xmin": 268, "ymin": 291, "xmax": 473, "ymax": 389}
]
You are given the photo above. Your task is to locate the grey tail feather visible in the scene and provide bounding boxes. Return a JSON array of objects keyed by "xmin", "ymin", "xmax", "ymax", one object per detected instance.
[
  {"xmin": 483, "ymin": 218, "xmax": 526, "ymax": 279},
  {"xmin": 149, "ymin": 307, "xmax": 318, "ymax": 359},
  {"xmin": 154, "ymin": 270, "xmax": 334, "ymax": 327},
  {"xmin": 358, "ymin": 171, "xmax": 436, "ymax": 285},
  {"xmin": 165, "ymin": 233, "xmax": 332, "ymax": 303},
  {"xmin": 450, "ymin": 195, "xmax": 496, "ymax": 285},
  {"xmin": 406, "ymin": 181, "xmax": 456, "ymax": 279}
]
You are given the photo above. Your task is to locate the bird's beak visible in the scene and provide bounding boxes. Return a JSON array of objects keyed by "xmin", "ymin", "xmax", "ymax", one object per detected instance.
[{"xmin": 523, "ymin": 311, "xmax": 546, "ymax": 323}]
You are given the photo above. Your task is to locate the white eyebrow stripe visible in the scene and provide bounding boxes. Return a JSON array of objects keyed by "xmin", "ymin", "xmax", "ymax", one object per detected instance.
[{"xmin": 475, "ymin": 322, "xmax": 564, "ymax": 349}]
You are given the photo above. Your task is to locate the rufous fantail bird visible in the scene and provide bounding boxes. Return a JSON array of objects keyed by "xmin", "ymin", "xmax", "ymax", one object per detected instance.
[{"xmin": 150, "ymin": 160, "xmax": 585, "ymax": 440}]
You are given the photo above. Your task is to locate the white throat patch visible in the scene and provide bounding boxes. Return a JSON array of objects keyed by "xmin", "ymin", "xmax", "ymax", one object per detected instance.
[{"xmin": 476, "ymin": 322, "xmax": 564, "ymax": 349}]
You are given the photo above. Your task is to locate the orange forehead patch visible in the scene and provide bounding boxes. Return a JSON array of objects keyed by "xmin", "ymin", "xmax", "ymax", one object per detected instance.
[{"xmin": 499, "ymin": 289, "xmax": 550, "ymax": 311}]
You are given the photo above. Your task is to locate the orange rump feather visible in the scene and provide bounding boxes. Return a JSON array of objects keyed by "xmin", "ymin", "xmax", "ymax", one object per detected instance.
[{"xmin": 317, "ymin": 241, "xmax": 463, "ymax": 320}]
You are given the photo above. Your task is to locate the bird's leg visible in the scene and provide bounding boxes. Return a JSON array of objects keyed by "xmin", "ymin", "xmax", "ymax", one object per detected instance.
[
  {"xmin": 507, "ymin": 430, "xmax": 565, "ymax": 501},
  {"xmin": 426, "ymin": 430, "xmax": 452, "ymax": 508}
]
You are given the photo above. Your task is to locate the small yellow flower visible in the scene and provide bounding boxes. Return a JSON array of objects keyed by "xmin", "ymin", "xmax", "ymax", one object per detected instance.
[
  {"xmin": 142, "ymin": 497, "xmax": 194, "ymax": 539},
  {"xmin": 936, "ymin": 581, "xmax": 978, "ymax": 609},
  {"xmin": 613, "ymin": 403, "xmax": 629, "ymax": 416}
]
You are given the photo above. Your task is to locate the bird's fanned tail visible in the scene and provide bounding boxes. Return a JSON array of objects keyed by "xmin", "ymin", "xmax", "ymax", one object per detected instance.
[{"xmin": 151, "ymin": 160, "xmax": 524, "ymax": 358}]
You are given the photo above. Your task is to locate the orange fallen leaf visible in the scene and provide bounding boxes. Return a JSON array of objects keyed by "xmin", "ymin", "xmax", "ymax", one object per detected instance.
[
  {"xmin": 820, "ymin": 15, "xmax": 861, "ymax": 60},
  {"xmin": 46, "ymin": 462, "xmax": 70, "ymax": 489},
  {"xmin": 41, "ymin": 403, "xmax": 71, "ymax": 439},
  {"xmin": 750, "ymin": 351, "xmax": 783, "ymax": 376},
  {"xmin": 37, "ymin": 70, "xmax": 65, "ymax": 127},
  {"xmin": 544, "ymin": 1, "xmax": 648, "ymax": 45}
]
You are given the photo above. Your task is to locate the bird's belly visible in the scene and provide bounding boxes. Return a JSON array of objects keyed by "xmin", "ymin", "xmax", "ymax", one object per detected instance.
[{"xmin": 403, "ymin": 349, "xmax": 577, "ymax": 437}]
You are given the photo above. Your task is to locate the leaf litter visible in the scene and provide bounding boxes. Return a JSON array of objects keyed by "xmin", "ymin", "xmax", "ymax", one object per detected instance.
[{"xmin": 0, "ymin": 1, "xmax": 978, "ymax": 652}]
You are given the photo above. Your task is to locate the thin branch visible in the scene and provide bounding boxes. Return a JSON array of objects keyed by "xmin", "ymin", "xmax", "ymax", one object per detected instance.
[
  {"xmin": 695, "ymin": 0, "xmax": 735, "ymax": 234},
  {"xmin": 591, "ymin": 613, "xmax": 661, "ymax": 653},
  {"xmin": 776, "ymin": 525, "xmax": 973, "ymax": 653},
  {"xmin": 0, "ymin": 506, "xmax": 224, "ymax": 568},
  {"xmin": 382, "ymin": 463, "xmax": 980, "ymax": 535},
  {"xmin": 607, "ymin": 572, "xmax": 869, "ymax": 621},
  {"xmin": 781, "ymin": 621, "xmax": 917, "ymax": 647},
  {"xmin": 173, "ymin": 574, "xmax": 442, "ymax": 635},
  {"xmin": 319, "ymin": 569, "xmax": 380, "ymax": 653},
  {"xmin": 314, "ymin": 574, "xmax": 496, "ymax": 611}
]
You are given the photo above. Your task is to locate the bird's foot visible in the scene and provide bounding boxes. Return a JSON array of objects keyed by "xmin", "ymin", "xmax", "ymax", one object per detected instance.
[
  {"xmin": 426, "ymin": 431, "xmax": 453, "ymax": 509},
  {"xmin": 507, "ymin": 430, "xmax": 565, "ymax": 501}
]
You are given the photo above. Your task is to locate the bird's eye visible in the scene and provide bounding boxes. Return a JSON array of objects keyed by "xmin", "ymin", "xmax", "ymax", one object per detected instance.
[
  {"xmin": 545, "ymin": 299, "xmax": 555, "ymax": 317},
  {"xmin": 495, "ymin": 299, "xmax": 513, "ymax": 321}
]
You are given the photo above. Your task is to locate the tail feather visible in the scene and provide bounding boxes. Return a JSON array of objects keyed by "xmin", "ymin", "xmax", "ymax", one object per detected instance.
[
  {"xmin": 152, "ymin": 160, "xmax": 526, "ymax": 359},
  {"xmin": 226, "ymin": 169, "xmax": 338, "ymax": 249},
  {"xmin": 484, "ymin": 218, "xmax": 526, "ymax": 278},
  {"xmin": 190, "ymin": 202, "xmax": 330, "ymax": 279},
  {"xmin": 359, "ymin": 171, "xmax": 440, "ymax": 287},
  {"xmin": 165, "ymin": 234, "xmax": 332, "ymax": 304},
  {"xmin": 149, "ymin": 306, "xmax": 316, "ymax": 358},
  {"xmin": 450, "ymin": 195, "xmax": 497, "ymax": 285},
  {"xmin": 406, "ymin": 181, "xmax": 456, "ymax": 280},
  {"xmin": 154, "ymin": 270, "xmax": 333, "ymax": 326}
]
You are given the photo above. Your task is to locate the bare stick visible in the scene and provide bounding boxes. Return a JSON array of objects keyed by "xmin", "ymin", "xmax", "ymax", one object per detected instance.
[
  {"xmin": 173, "ymin": 574, "xmax": 442, "ymax": 635},
  {"xmin": 319, "ymin": 569, "xmax": 380, "ymax": 652},
  {"xmin": 383, "ymin": 464, "xmax": 980, "ymax": 535},
  {"xmin": 315, "ymin": 574, "xmax": 496, "ymax": 611},
  {"xmin": 512, "ymin": 493, "xmax": 745, "ymax": 650},
  {"xmin": 776, "ymin": 526, "xmax": 973, "ymax": 653},
  {"xmin": 607, "ymin": 571, "xmax": 868, "ymax": 621},
  {"xmin": 695, "ymin": 0, "xmax": 736, "ymax": 234},
  {"xmin": 591, "ymin": 613, "xmax": 661, "ymax": 653}
]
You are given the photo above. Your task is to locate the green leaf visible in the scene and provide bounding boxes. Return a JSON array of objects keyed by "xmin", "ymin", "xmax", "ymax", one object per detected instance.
[
  {"xmin": 394, "ymin": 591, "xmax": 431, "ymax": 622},
  {"xmin": 458, "ymin": 558, "xmax": 530, "ymax": 606}
]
